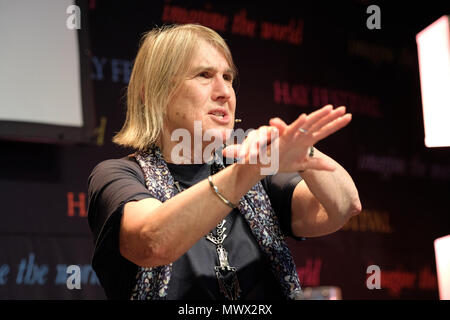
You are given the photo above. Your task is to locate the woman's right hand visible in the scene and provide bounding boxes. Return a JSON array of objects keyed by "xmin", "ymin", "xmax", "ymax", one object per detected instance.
[{"xmin": 222, "ymin": 105, "xmax": 352, "ymax": 174}]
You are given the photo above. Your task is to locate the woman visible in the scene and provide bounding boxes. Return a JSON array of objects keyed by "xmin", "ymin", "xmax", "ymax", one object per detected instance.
[{"xmin": 87, "ymin": 23, "xmax": 361, "ymax": 300}]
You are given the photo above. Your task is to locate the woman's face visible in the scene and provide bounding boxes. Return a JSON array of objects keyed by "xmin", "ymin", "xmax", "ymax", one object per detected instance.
[{"xmin": 164, "ymin": 40, "xmax": 236, "ymax": 150}]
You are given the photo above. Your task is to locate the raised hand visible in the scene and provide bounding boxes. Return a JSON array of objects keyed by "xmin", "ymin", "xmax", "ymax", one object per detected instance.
[
  {"xmin": 269, "ymin": 104, "xmax": 351, "ymax": 172},
  {"xmin": 222, "ymin": 105, "xmax": 352, "ymax": 174}
]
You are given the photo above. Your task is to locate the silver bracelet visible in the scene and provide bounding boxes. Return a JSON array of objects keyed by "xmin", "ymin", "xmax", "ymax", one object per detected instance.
[{"xmin": 208, "ymin": 176, "xmax": 238, "ymax": 209}]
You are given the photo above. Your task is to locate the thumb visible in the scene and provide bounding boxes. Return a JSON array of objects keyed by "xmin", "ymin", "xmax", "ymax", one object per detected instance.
[{"xmin": 269, "ymin": 118, "xmax": 287, "ymax": 135}]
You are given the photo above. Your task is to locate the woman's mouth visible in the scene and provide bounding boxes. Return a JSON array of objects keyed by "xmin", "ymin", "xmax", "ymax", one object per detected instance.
[{"xmin": 208, "ymin": 109, "xmax": 230, "ymax": 124}]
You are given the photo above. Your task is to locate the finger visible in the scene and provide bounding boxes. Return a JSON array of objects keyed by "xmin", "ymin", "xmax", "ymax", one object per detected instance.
[
  {"xmin": 238, "ymin": 140, "xmax": 249, "ymax": 163},
  {"xmin": 308, "ymin": 106, "xmax": 346, "ymax": 133},
  {"xmin": 286, "ymin": 113, "xmax": 307, "ymax": 136},
  {"xmin": 300, "ymin": 104, "xmax": 333, "ymax": 131},
  {"xmin": 312, "ymin": 114, "xmax": 352, "ymax": 142},
  {"xmin": 249, "ymin": 127, "xmax": 276, "ymax": 164},
  {"xmin": 269, "ymin": 118, "xmax": 288, "ymax": 135},
  {"xmin": 253, "ymin": 127, "xmax": 274, "ymax": 163},
  {"xmin": 264, "ymin": 126, "xmax": 279, "ymax": 147},
  {"xmin": 237, "ymin": 134, "xmax": 249, "ymax": 163},
  {"xmin": 239, "ymin": 129, "xmax": 257, "ymax": 163},
  {"xmin": 258, "ymin": 128, "xmax": 270, "ymax": 152},
  {"xmin": 249, "ymin": 133, "xmax": 260, "ymax": 164}
]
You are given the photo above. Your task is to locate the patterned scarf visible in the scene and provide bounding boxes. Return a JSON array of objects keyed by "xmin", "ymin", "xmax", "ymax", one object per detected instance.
[{"xmin": 130, "ymin": 146, "xmax": 302, "ymax": 299}]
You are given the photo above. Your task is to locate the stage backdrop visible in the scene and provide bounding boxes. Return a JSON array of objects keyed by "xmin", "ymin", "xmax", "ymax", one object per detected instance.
[{"xmin": 1, "ymin": 0, "xmax": 449, "ymax": 299}]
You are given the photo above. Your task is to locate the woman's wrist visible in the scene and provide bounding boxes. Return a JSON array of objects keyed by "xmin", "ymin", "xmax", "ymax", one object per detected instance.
[{"xmin": 210, "ymin": 163, "xmax": 264, "ymax": 206}]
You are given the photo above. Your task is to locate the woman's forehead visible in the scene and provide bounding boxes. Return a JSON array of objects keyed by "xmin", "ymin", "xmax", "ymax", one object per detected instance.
[{"xmin": 190, "ymin": 40, "xmax": 231, "ymax": 71}]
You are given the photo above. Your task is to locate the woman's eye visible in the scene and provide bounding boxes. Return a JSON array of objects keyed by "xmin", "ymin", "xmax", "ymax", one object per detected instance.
[
  {"xmin": 198, "ymin": 72, "xmax": 211, "ymax": 78},
  {"xmin": 224, "ymin": 74, "xmax": 233, "ymax": 82}
]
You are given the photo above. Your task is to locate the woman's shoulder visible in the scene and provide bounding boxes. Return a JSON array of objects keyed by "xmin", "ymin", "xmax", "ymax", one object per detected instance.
[{"xmin": 89, "ymin": 154, "xmax": 144, "ymax": 182}]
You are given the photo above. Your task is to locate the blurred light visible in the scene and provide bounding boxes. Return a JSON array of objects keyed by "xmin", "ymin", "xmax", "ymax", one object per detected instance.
[
  {"xmin": 434, "ymin": 235, "xmax": 450, "ymax": 299},
  {"xmin": 416, "ymin": 16, "xmax": 450, "ymax": 148},
  {"xmin": 296, "ymin": 286, "xmax": 342, "ymax": 300}
]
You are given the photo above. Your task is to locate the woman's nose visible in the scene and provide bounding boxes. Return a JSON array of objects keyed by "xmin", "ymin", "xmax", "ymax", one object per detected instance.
[{"xmin": 211, "ymin": 76, "xmax": 232, "ymax": 101}]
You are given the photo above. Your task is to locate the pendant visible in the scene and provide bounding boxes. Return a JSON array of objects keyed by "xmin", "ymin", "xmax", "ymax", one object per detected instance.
[
  {"xmin": 214, "ymin": 246, "xmax": 241, "ymax": 300},
  {"xmin": 215, "ymin": 266, "xmax": 241, "ymax": 300},
  {"xmin": 205, "ymin": 220, "xmax": 241, "ymax": 300}
]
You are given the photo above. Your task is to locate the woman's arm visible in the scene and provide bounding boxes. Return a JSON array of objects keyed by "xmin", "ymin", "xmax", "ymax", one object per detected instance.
[
  {"xmin": 290, "ymin": 148, "xmax": 361, "ymax": 237},
  {"xmin": 120, "ymin": 162, "xmax": 264, "ymax": 268}
]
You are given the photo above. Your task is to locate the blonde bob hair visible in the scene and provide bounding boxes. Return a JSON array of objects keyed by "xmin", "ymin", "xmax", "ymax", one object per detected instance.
[{"xmin": 113, "ymin": 24, "xmax": 237, "ymax": 151}]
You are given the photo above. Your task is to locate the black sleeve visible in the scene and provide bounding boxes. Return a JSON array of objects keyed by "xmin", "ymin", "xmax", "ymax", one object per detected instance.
[
  {"xmin": 87, "ymin": 156, "xmax": 154, "ymax": 299},
  {"xmin": 261, "ymin": 172, "xmax": 306, "ymax": 240}
]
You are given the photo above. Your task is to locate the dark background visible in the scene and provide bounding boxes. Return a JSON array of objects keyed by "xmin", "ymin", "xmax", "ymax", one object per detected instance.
[{"xmin": 1, "ymin": 0, "xmax": 449, "ymax": 299}]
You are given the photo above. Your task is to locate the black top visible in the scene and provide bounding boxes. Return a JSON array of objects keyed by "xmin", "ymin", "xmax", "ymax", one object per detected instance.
[{"xmin": 87, "ymin": 156, "xmax": 303, "ymax": 300}]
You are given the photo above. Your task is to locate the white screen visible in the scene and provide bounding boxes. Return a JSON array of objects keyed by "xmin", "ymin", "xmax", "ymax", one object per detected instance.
[
  {"xmin": 0, "ymin": 0, "xmax": 83, "ymax": 127},
  {"xmin": 416, "ymin": 15, "xmax": 450, "ymax": 148}
]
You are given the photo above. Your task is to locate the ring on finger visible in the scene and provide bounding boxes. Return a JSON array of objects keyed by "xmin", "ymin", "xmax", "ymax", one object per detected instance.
[
  {"xmin": 309, "ymin": 146, "xmax": 314, "ymax": 157},
  {"xmin": 298, "ymin": 128, "xmax": 308, "ymax": 134}
]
